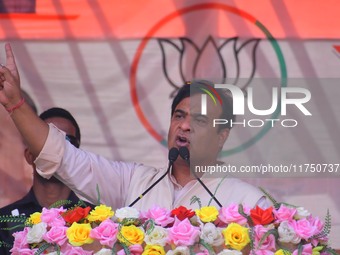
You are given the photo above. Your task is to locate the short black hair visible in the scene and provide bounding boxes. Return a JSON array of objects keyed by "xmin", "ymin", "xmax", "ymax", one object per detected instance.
[
  {"xmin": 39, "ymin": 107, "xmax": 81, "ymax": 145},
  {"xmin": 171, "ymin": 80, "xmax": 235, "ymax": 129}
]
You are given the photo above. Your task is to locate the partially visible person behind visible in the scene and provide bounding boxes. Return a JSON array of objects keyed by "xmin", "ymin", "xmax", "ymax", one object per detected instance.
[
  {"xmin": 0, "ymin": 89, "xmax": 37, "ymax": 207},
  {"xmin": 0, "ymin": 107, "xmax": 93, "ymax": 255}
]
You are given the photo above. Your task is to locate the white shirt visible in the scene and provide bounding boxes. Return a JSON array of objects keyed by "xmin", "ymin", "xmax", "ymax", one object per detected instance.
[{"xmin": 35, "ymin": 124, "xmax": 269, "ymax": 210}]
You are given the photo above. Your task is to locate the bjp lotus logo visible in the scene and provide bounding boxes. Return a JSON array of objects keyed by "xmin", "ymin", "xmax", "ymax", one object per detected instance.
[
  {"xmin": 130, "ymin": 3, "xmax": 287, "ymax": 154},
  {"xmin": 158, "ymin": 36, "xmax": 260, "ymax": 97}
]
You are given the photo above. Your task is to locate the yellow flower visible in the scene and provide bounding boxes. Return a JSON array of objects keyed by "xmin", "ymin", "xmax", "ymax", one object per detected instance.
[
  {"xmin": 142, "ymin": 245, "xmax": 166, "ymax": 255},
  {"xmin": 118, "ymin": 225, "xmax": 144, "ymax": 246},
  {"xmin": 87, "ymin": 204, "xmax": 114, "ymax": 222},
  {"xmin": 222, "ymin": 223, "xmax": 250, "ymax": 251},
  {"xmin": 26, "ymin": 212, "xmax": 41, "ymax": 225},
  {"xmin": 66, "ymin": 222, "xmax": 94, "ymax": 246},
  {"xmin": 195, "ymin": 206, "xmax": 219, "ymax": 222},
  {"xmin": 275, "ymin": 249, "xmax": 291, "ymax": 255}
]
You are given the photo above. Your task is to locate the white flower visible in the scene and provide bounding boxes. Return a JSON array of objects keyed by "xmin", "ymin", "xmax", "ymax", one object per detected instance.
[
  {"xmin": 46, "ymin": 252, "xmax": 64, "ymax": 255},
  {"xmin": 295, "ymin": 207, "xmax": 311, "ymax": 219},
  {"xmin": 200, "ymin": 223, "xmax": 224, "ymax": 246},
  {"xmin": 166, "ymin": 246, "xmax": 190, "ymax": 255},
  {"xmin": 144, "ymin": 225, "xmax": 168, "ymax": 246},
  {"xmin": 26, "ymin": 222, "xmax": 47, "ymax": 244},
  {"xmin": 278, "ymin": 221, "xmax": 301, "ymax": 244},
  {"xmin": 95, "ymin": 248, "xmax": 113, "ymax": 255},
  {"xmin": 115, "ymin": 207, "xmax": 140, "ymax": 220},
  {"xmin": 217, "ymin": 249, "xmax": 243, "ymax": 255}
]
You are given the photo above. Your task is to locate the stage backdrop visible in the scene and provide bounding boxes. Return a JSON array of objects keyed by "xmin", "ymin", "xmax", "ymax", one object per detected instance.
[{"xmin": 0, "ymin": 0, "xmax": 339, "ymax": 246}]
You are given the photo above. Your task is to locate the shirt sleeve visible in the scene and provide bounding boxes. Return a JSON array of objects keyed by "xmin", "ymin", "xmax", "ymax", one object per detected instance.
[{"xmin": 34, "ymin": 124, "xmax": 137, "ymax": 209}]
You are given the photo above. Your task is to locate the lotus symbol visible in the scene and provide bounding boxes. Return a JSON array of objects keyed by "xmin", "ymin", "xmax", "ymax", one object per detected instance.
[{"xmin": 158, "ymin": 36, "xmax": 261, "ymax": 97}]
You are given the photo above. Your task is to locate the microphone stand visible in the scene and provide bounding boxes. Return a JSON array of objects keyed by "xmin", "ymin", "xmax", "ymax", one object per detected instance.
[
  {"xmin": 179, "ymin": 147, "xmax": 223, "ymax": 208},
  {"xmin": 129, "ymin": 148, "xmax": 179, "ymax": 207}
]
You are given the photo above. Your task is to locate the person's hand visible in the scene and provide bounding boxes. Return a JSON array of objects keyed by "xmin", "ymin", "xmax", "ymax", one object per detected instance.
[{"xmin": 0, "ymin": 43, "xmax": 22, "ymax": 110}]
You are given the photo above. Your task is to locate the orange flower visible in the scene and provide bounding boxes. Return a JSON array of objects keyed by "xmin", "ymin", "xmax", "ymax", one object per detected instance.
[
  {"xmin": 249, "ymin": 206, "xmax": 274, "ymax": 225},
  {"xmin": 63, "ymin": 206, "xmax": 91, "ymax": 224}
]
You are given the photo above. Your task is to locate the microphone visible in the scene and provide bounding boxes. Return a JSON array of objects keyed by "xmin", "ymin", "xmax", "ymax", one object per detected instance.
[
  {"xmin": 178, "ymin": 147, "xmax": 222, "ymax": 208},
  {"xmin": 178, "ymin": 146, "xmax": 190, "ymax": 163},
  {"xmin": 129, "ymin": 147, "xmax": 179, "ymax": 207}
]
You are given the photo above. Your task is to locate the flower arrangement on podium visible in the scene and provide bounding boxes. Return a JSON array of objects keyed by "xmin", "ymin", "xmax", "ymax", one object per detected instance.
[{"xmin": 1, "ymin": 191, "xmax": 337, "ymax": 255}]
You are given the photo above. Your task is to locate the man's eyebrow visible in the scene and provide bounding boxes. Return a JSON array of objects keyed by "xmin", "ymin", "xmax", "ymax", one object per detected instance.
[
  {"xmin": 173, "ymin": 109, "xmax": 187, "ymax": 115},
  {"xmin": 172, "ymin": 109, "xmax": 189, "ymax": 116},
  {"xmin": 191, "ymin": 112, "xmax": 208, "ymax": 118}
]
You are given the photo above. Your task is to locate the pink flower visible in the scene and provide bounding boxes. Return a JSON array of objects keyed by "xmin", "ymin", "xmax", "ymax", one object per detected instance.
[
  {"xmin": 11, "ymin": 227, "xmax": 29, "ymax": 250},
  {"xmin": 251, "ymin": 249, "xmax": 274, "ymax": 255},
  {"xmin": 43, "ymin": 225, "xmax": 68, "ymax": 246},
  {"xmin": 218, "ymin": 203, "xmax": 250, "ymax": 225},
  {"xmin": 141, "ymin": 205, "xmax": 174, "ymax": 227},
  {"xmin": 90, "ymin": 219, "xmax": 119, "ymax": 248},
  {"xmin": 168, "ymin": 218, "xmax": 200, "ymax": 246},
  {"xmin": 273, "ymin": 205, "xmax": 296, "ymax": 223},
  {"xmin": 292, "ymin": 244, "xmax": 313, "ymax": 255},
  {"xmin": 253, "ymin": 225, "xmax": 276, "ymax": 251},
  {"xmin": 309, "ymin": 216, "xmax": 324, "ymax": 235},
  {"xmin": 291, "ymin": 217, "xmax": 320, "ymax": 240},
  {"xmin": 9, "ymin": 248, "xmax": 38, "ymax": 255},
  {"xmin": 41, "ymin": 207, "xmax": 66, "ymax": 227},
  {"xmin": 311, "ymin": 235, "xmax": 329, "ymax": 246},
  {"xmin": 61, "ymin": 243, "xmax": 93, "ymax": 255},
  {"xmin": 117, "ymin": 244, "xmax": 143, "ymax": 255}
]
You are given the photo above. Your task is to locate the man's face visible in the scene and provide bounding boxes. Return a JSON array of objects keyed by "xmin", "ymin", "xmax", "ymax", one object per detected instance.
[{"xmin": 168, "ymin": 94, "xmax": 229, "ymax": 165}]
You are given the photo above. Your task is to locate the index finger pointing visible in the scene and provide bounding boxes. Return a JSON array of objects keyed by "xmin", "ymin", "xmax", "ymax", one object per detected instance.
[{"xmin": 5, "ymin": 43, "xmax": 17, "ymax": 67}]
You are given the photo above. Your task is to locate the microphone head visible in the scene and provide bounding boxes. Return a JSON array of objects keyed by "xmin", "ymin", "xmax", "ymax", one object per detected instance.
[
  {"xmin": 179, "ymin": 146, "xmax": 190, "ymax": 161},
  {"xmin": 168, "ymin": 147, "xmax": 179, "ymax": 163}
]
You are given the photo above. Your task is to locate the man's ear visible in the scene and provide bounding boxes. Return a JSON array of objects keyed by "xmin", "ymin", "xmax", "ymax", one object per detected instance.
[
  {"xmin": 218, "ymin": 128, "xmax": 230, "ymax": 149},
  {"xmin": 24, "ymin": 148, "xmax": 34, "ymax": 165}
]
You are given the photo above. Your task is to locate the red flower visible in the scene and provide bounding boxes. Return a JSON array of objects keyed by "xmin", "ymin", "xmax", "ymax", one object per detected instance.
[
  {"xmin": 62, "ymin": 206, "xmax": 91, "ymax": 224},
  {"xmin": 250, "ymin": 206, "xmax": 274, "ymax": 225},
  {"xmin": 171, "ymin": 206, "xmax": 195, "ymax": 221}
]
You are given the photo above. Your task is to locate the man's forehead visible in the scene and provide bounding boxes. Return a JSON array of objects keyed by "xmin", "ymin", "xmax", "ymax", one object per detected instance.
[{"xmin": 175, "ymin": 94, "xmax": 222, "ymax": 115}]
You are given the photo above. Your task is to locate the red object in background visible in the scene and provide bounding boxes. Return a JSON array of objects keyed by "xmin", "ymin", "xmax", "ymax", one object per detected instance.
[{"xmin": 0, "ymin": 0, "xmax": 36, "ymax": 13}]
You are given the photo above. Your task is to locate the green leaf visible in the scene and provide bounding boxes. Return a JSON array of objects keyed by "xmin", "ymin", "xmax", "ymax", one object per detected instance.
[
  {"xmin": 258, "ymin": 228, "xmax": 278, "ymax": 248},
  {"xmin": 76, "ymin": 199, "xmax": 87, "ymax": 207},
  {"xmin": 238, "ymin": 204, "xmax": 254, "ymax": 226},
  {"xmin": 120, "ymin": 217, "xmax": 142, "ymax": 227},
  {"xmin": 143, "ymin": 219, "xmax": 155, "ymax": 235},
  {"xmin": 121, "ymin": 243, "xmax": 131, "ymax": 255},
  {"xmin": 33, "ymin": 242, "xmax": 52, "ymax": 255},
  {"xmin": 190, "ymin": 196, "xmax": 202, "ymax": 208},
  {"xmin": 0, "ymin": 240, "xmax": 12, "ymax": 249},
  {"xmin": 48, "ymin": 199, "xmax": 72, "ymax": 209},
  {"xmin": 259, "ymin": 187, "xmax": 280, "ymax": 209},
  {"xmin": 297, "ymin": 243, "xmax": 303, "ymax": 255},
  {"xmin": 325, "ymin": 248, "xmax": 339, "ymax": 255},
  {"xmin": 96, "ymin": 184, "xmax": 101, "ymax": 205},
  {"xmin": 199, "ymin": 239, "xmax": 216, "ymax": 254},
  {"xmin": 0, "ymin": 215, "xmax": 27, "ymax": 224},
  {"xmin": 248, "ymin": 227, "xmax": 255, "ymax": 250},
  {"xmin": 208, "ymin": 176, "xmax": 226, "ymax": 206},
  {"xmin": 189, "ymin": 245, "xmax": 195, "ymax": 255},
  {"xmin": 312, "ymin": 209, "xmax": 331, "ymax": 239}
]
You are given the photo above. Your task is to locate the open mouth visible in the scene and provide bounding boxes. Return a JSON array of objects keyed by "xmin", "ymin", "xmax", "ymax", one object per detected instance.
[{"xmin": 176, "ymin": 135, "xmax": 190, "ymax": 147}]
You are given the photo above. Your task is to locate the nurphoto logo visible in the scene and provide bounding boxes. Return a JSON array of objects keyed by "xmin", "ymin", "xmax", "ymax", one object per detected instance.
[{"xmin": 200, "ymin": 83, "xmax": 312, "ymax": 128}]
